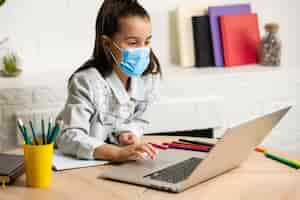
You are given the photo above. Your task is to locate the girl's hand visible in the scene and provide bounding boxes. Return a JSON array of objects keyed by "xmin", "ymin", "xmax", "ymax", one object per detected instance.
[
  {"xmin": 118, "ymin": 132, "xmax": 140, "ymax": 146},
  {"xmin": 117, "ymin": 143, "xmax": 158, "ymax": 162}
]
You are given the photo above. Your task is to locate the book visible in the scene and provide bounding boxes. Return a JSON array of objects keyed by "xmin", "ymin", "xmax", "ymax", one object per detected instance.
[
  {"xmin": 175, "ymin": 5, "xmax": 209, "ymax": 67},
  {"xmin": 192, "ymin": 16, "xmax": 215, "ymax": 67},
  {"xmin": 52, "ymin": 150, "xmax": 109, "ymax": 171},
  {"xmin": 0, "ymin": 154, "xmax": 24, "ymax": 185},
  {"xmin": 208, "ymin": 4, "xmax": 251, "ymax": 66},
  {"xmin": 220, "ymin": 13, "xmax": 261, "ymax": 66}
]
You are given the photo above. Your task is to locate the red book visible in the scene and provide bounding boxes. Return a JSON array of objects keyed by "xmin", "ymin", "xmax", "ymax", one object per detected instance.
[{"xmin": 220, "ymin": 13, "xmax": 261, "ymax": 66}]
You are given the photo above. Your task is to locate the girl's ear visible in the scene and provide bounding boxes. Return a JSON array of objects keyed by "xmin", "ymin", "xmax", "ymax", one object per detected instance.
[
  {"xmin": 101, "ymin": 35, "xmax": 112, "ymax": 49},
  {"xmin": 101, "ymin": 35, "xmax": 122, "ymax": 65}
]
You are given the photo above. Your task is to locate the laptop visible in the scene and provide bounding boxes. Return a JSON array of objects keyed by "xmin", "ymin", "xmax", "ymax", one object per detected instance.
[{"xmin": 100, "ymin": 107, "xmax": 291, "ymax": 193}]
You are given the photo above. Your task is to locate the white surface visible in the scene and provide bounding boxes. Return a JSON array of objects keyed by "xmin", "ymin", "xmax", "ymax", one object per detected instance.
[{"xmin": 52, "ymin": 150, "xmax": 109, "ymax": 171}]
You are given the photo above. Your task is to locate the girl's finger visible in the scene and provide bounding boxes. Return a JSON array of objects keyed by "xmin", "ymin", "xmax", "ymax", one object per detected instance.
[
  {"xmin": 133, "ymin": 151, "xmax": 147, "ymax": 160},
  {"xmin": 146, "ymin": 143, "xmax": 158, "ymax": 155},
  {"xmin": 138, "ymin": 145, "xmax": 155, "ymax": 160}
]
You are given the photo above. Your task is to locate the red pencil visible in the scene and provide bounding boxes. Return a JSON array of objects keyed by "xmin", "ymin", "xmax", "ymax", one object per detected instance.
[
  {"xmin": 172, "ymin": 141, "xmax": 212, "ymax": 150},
  {"xmin": 171, "ymin": 143, "xmax": 210, "ymax": 150},
  {"xmin": 168, "ymin": 143, "xmax": 210, "ymax": 152},
  {"xmin": 165, "ymin": 142, "xmax": 211, "ymax": 152},
  {"xmin": 149, "ymin": 143, "xmax": 169, "ymax": 150}
]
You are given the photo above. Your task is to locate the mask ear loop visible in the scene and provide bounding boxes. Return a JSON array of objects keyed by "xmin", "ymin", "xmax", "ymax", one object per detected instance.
[
  {"xmin": 109, "ymin": 51, "xmax": 119, "ymax": 65},
  {"xmin": 101, "ymin": 35, "xmax": 121, "ymax": 65},
  {"xmin": 111, "ymin": 41, "xmax": 122, "ymax": 51},
  {"xmin": 109, "ymin": 40, "xmax": 122, "ymax": 65}
]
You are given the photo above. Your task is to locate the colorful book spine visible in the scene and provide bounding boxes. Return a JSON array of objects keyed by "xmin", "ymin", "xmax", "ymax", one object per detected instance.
[
  {"xmin": 220, "ymin": 13, "xmax": 260, "ymax": 66},
  {"xmin": 208, "ymin": 4, "xmax": 251, "ymax": 66},
  {"xmin": 192, "ymin": 16, "xmax": 215, "ymax": 67}
]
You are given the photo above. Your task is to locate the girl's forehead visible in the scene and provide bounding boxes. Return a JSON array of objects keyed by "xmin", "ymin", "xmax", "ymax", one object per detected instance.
[{"xmin": 118, "ymin": 16, "xmax": 152, "ymax": 39}]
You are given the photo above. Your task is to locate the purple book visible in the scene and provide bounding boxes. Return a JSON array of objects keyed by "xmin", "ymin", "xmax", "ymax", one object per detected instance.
[{"xmin": 208, "ymin": 4, "xmax": 251, "ymax": 67}]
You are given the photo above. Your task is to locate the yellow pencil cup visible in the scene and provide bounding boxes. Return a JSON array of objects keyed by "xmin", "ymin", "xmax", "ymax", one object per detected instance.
[{"xmin": 23, "ymin": 143, "xmax": 54, "ymax": 188}]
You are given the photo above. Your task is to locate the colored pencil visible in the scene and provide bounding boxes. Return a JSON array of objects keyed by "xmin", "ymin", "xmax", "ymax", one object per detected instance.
[
  {"xmin": 18, "ymin": 119, "xmax": 32, "ymax": 145},
  {"xmin": 29, "ymin": 120, "xmax": 39, "ymax": 145},
  {"xmin": 178, "ymin": 138, "xmax": 215, "ymax": 147},
  {"xmin": 291, "ymin": 159, "xmax": 300, "ymax": 166},
  {"xmin": 22, "ymin": 126, "xmax": 32, "ymax": 145},
  {"xmin": 172, "ymin": 141, "xmax": 213, "ymax": 150},
  {"xmin": 167, "ymin": 143, "xmax": 210, "ymax": 152},
  {"xmin": 149, "ymin": 143, "xmax": 168, "ymax": 150},
  {"xmin": 41, "ymin": 119, "xmax": 46, "ymax": 144},
  {"xmin": 48, "ymin": 120, "xmax": 63, "ymax": 144},
  {"xmin": 265, "ymin": 152, "xmax": 300, "ymax": 169},
  {"xmin": 17, "ymin": 118, "xmax": 30, "ymax": 145},
  {"xmin": 47, "ymin": 117, "xmax": 53, "ymax": 144},
  {"xmin": 255, "ymin": 147, "xmax": 266, "ymax": 153}
]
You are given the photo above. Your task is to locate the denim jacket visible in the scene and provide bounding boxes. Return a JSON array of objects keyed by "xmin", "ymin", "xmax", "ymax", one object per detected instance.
[{"xmin": 56, "ymin": 67, "xmax": 160, "ymax": 159}]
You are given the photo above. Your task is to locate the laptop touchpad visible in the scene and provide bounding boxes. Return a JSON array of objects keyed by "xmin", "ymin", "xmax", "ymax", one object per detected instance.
[{"xmin": 135, "ymin": 149, "xmax": 206, "ymax": 174}]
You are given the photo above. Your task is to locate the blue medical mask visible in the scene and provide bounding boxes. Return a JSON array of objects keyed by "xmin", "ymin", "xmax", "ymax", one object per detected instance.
[{"xmin": 111, "ymin": 42, "xmax": 151, "ymax": 77}]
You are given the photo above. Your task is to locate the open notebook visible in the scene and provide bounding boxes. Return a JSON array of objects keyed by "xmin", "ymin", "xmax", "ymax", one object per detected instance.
[{"xmin": 53, "ymin": 150, "xmax": 109, "ymax": 171}]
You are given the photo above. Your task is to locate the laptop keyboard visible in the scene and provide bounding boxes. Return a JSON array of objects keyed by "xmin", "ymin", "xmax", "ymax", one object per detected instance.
[{"xmin": 145, "ymin": 157, "xmax": 202, "ymax": 184}]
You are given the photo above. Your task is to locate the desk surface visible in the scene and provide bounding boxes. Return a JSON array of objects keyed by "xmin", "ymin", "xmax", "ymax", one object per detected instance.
[{"xmin": 1, "ymin": 136, "xmax": 300, "ymax": 200}]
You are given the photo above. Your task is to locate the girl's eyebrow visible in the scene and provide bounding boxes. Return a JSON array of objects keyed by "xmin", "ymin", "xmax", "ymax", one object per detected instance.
[{"xmin": 125, "ymin": 35, "xmax": 152, "ymax": 40}]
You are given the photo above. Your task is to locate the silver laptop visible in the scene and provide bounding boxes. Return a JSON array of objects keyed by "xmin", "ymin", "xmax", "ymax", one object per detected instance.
[{"xmin": 100, "ymin": 107, "xmax": 291, "ymax": 193}]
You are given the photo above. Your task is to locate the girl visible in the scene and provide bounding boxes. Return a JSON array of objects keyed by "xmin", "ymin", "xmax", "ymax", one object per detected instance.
[{"xmin": 56, "ymin": 0, "xmax": 161, "ymax": 162}]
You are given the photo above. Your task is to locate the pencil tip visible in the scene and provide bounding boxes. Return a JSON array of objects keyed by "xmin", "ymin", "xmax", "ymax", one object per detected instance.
[{"xmin": 17, "ymin": 118, "xmax": 23, "ymax": 125}]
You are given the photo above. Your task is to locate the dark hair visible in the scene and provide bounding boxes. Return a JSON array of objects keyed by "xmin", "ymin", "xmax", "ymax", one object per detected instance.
[{"xmin": 70, "ymin": 0, "xmax": 161, "ymax": 81}]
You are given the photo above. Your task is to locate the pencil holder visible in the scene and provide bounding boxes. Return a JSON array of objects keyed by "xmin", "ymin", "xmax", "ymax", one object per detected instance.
[{"xmin": 23, "ymin": 143, "xmax": 54, "ymax": 188}]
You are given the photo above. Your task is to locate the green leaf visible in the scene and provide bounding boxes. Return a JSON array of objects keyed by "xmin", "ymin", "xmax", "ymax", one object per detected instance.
[
  {"xmin": 0, "ymin": 0, "xmax": 6, "ymax": 7},
  {"xmin": 3, "ymin": 54, "xmax": 18, "ymax": 73}
]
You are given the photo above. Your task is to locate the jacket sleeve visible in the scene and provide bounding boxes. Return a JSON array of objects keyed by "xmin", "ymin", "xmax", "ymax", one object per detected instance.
[
  {"xmin": 56, "ymin": 74, "xmax": 105, "ymax": 160},
  {"xmin": 113, "ymin": 74, "xmax": 161, "ymax": 141}
]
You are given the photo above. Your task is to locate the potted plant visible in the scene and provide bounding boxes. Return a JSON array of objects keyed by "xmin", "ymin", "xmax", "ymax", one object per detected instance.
[
  {"xmin": 0, "ymin": 1, "xmax": 22, "ymax": 77},
  {"xmin": 0, "ymin": 0, "xmax": 6, "ymax": 7},
  {"xmin": 2, "ymin": 53, "xmax": 22, "ymax": 77}
]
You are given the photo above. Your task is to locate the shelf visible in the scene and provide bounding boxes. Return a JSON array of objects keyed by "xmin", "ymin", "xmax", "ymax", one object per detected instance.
[
  {"xmin": 0, "ymin": 68, "xmax": 74, "ymax": 89},
  {"xmin": 163, "ymin": 64, "xmax": 285, "ymax": 79}
]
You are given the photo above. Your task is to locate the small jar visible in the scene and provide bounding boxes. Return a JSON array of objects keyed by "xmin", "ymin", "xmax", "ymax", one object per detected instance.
[{"xmin": 260, "ymin": 23, "xmax": 281, "ymax": 66}]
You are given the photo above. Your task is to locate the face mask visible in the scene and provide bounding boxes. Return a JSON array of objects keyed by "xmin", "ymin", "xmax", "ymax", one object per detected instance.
[{"xmin": 111, "ymin": 42, "xmax": 151, "ymax": 77}]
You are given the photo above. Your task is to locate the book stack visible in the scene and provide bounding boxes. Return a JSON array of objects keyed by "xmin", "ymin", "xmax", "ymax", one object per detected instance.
[
  {"xmin": 0, "ymin": 154, "xmax": 24, "ymax": 187},
  {"xmin": 175, "ymin": 3, "xmax": 261, "ymax": 68}
]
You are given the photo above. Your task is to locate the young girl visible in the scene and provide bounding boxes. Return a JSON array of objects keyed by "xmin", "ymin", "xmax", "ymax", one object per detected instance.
[{"xmin": 56, "ymin": 0, "xmax": 161, "ymax": 162}]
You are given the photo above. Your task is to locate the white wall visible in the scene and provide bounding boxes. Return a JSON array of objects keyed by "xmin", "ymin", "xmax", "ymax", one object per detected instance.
[{"xmin": 0, "ymin": 0, "xmax": 299, "ymax": 72}]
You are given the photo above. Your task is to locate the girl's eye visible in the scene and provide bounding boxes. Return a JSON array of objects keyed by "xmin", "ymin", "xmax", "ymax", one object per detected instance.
[
  {"xmin": 145, "ymin": 40, "xmax": 151, "ymax": 46},
  {"xmin": 129, "ymin": 42, "xmax": 137, "ymax": 46},
  {"xmin": 127, "ymin": 40, "xmax": 138, "ymax": 46}
]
